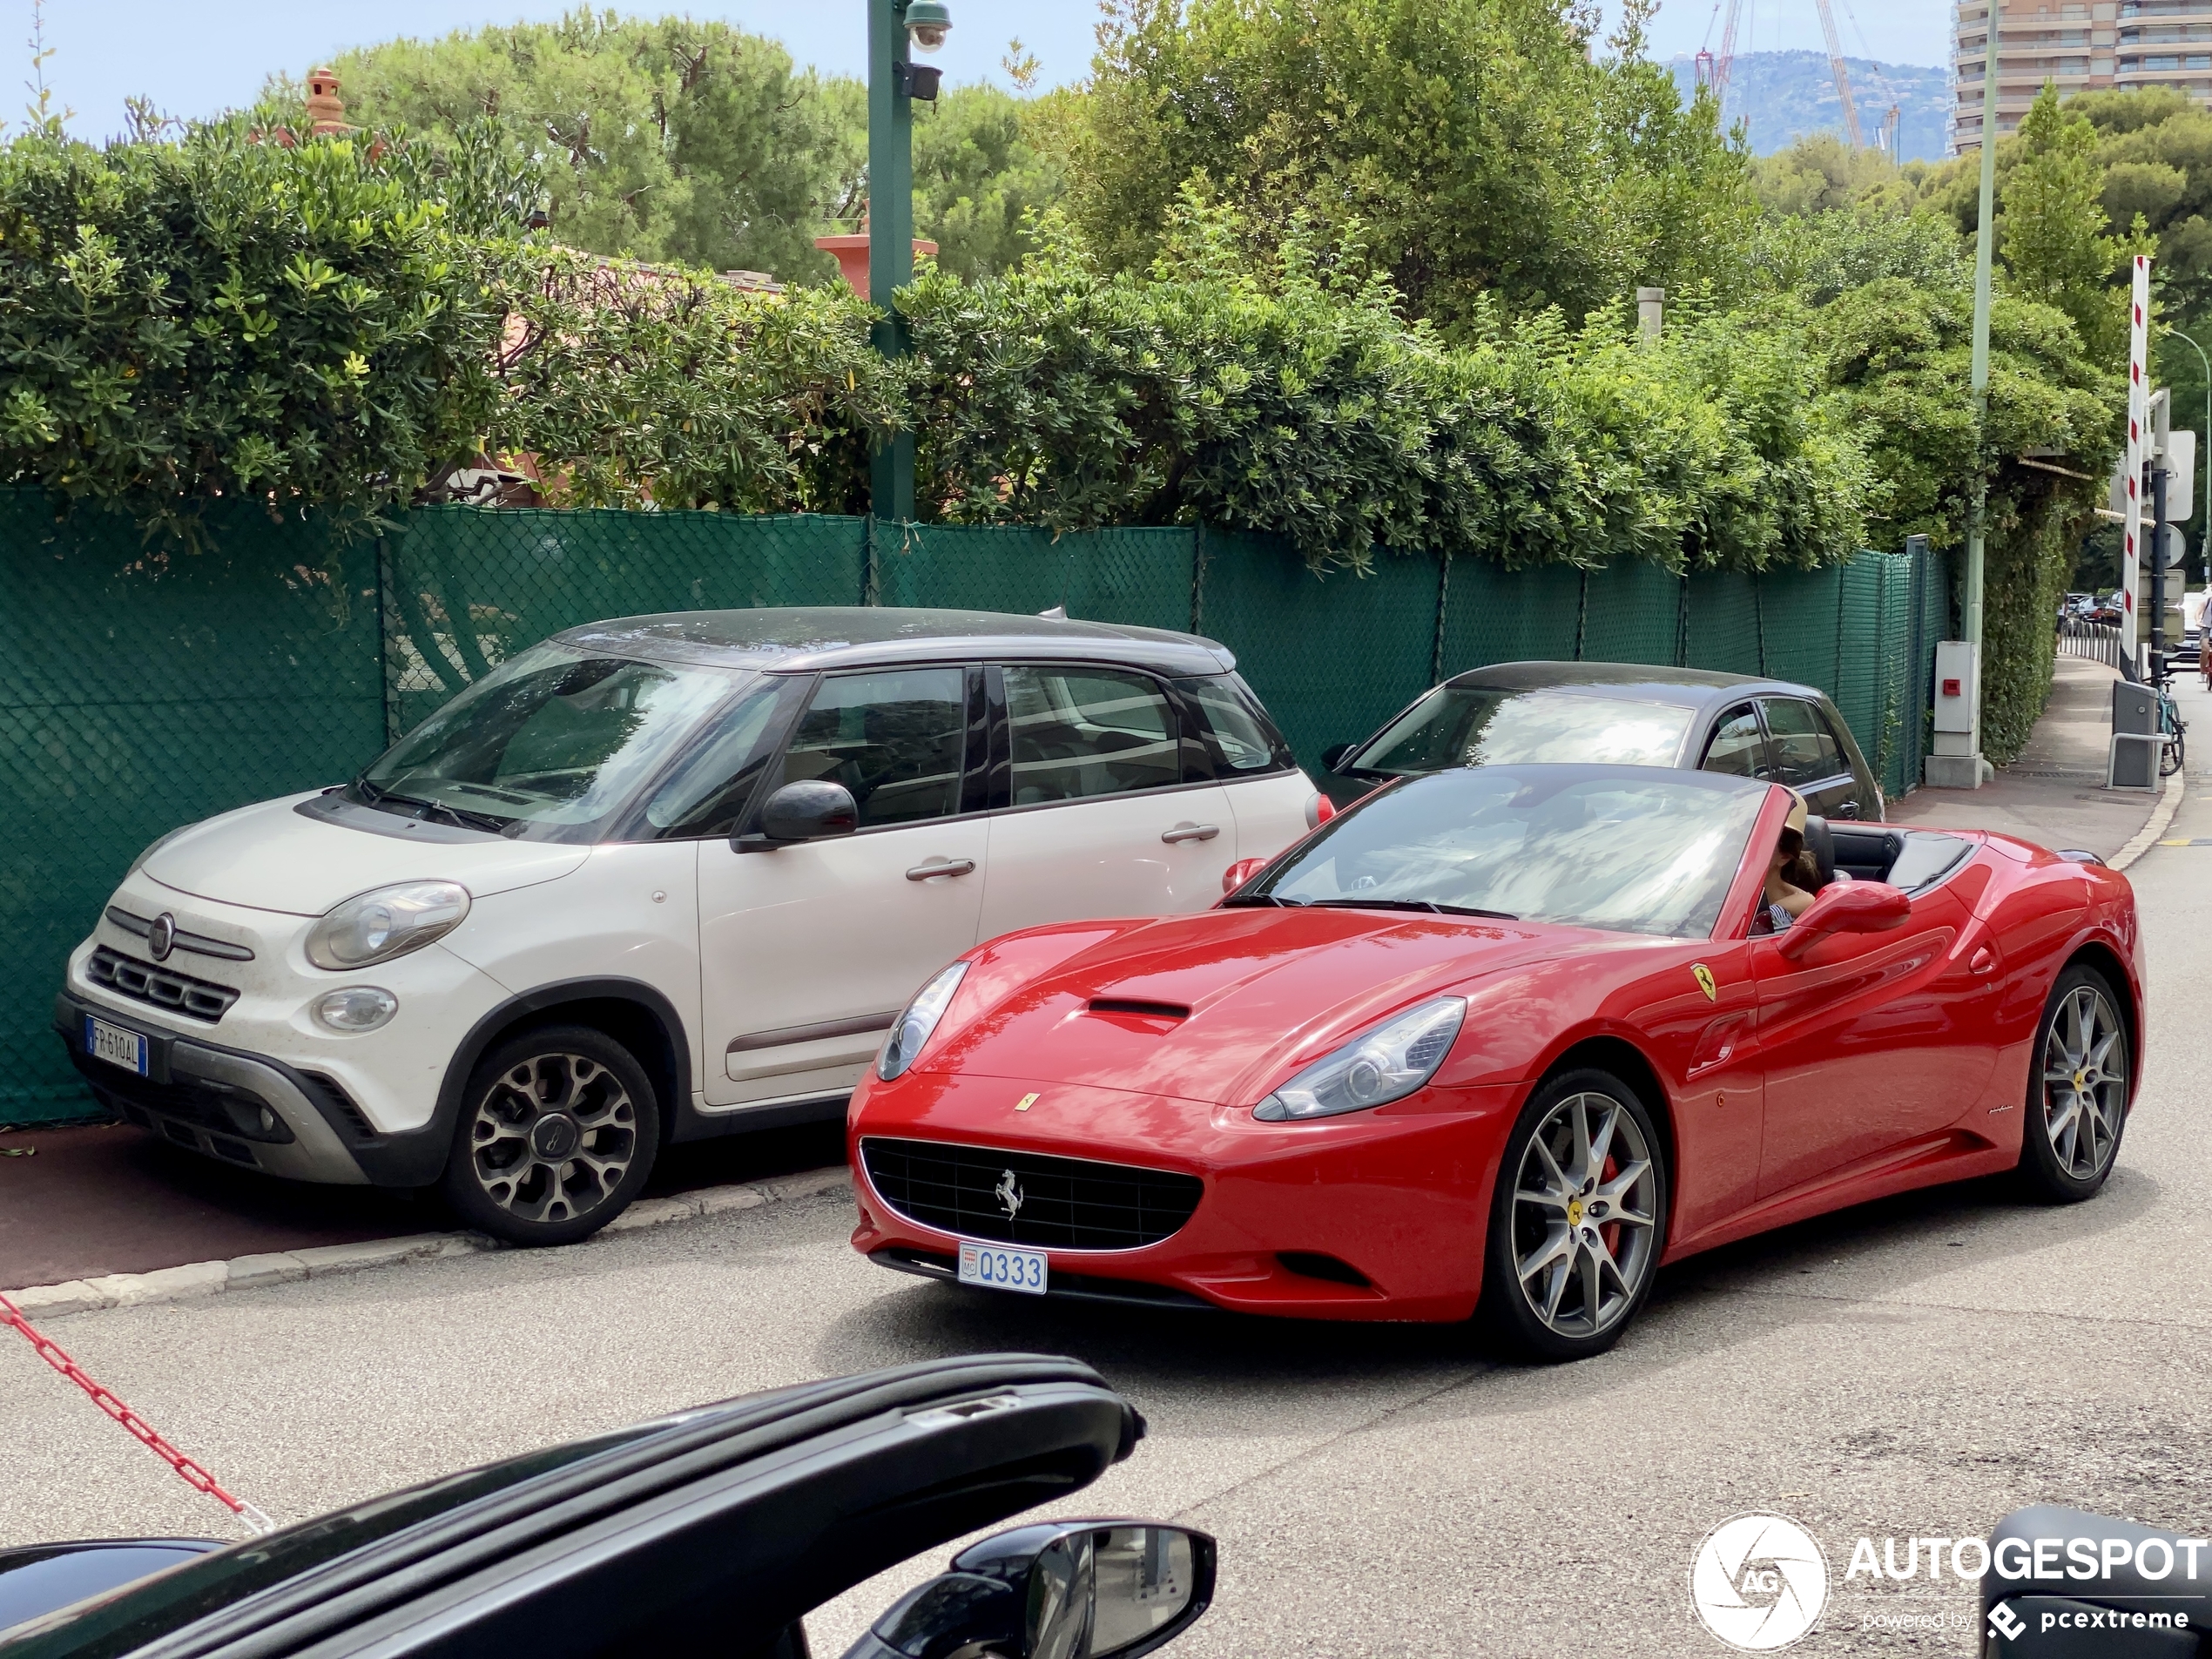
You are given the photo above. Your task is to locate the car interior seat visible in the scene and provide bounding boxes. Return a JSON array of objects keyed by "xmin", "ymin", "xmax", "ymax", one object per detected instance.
[{"xmin": 1802, "ymin": 814, "xmax": 1837, "ymax": 890}]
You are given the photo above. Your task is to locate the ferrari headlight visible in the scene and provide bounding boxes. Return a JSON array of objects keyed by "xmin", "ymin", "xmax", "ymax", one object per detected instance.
[
  {"xmin": 1253, "ymin": 995, "xmax": 1466, "ymax": 1122},
  {"xmin": 879, "ymin": 960, "xmax": 970, "ymax": 1081},
  {"xmin": 305, "ymin": 881, "xmax": 470, "ymax": 971}
]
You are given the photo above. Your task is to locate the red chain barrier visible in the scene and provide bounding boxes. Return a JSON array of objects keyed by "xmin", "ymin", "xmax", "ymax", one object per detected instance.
[{"xmin": 0, "ymin": 1291, "xmax": 274, "ymax": 1534}]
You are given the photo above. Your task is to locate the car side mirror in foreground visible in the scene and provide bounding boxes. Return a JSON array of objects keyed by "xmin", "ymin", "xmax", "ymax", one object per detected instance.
[
  {"xmin": 751, "ymin": 780, "xmax": 860, "ymax": 846},
  {"xmin": 1320, "ymin": 741, "xmax": 1357, "ymax": 773},
  {"xmin": 1776, "ymin": 880, "xmax": 1911, "ymax": 961},
  {"xmin": 1220, "ymin": 856, "xmax": 1270, "ymax": 896},
  {"xmin": 845, "ymin": 1521, "xmax": 1217, "ymax": 1659}
]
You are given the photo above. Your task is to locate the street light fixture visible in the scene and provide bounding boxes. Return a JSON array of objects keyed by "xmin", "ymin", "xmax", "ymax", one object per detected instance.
[{"xmin": 905, "ymin": 0, "xmax": 953, "ymax": 52}]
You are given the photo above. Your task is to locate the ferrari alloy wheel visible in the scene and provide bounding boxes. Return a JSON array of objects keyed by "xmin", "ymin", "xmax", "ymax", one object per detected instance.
[
  {"xmin": 441, "ymin": 1025, "xmax": 661, "ymax": 1246},
  {"xmin": 2020, "ymin": 967, "xmax": 2128, "ymax": 1203},
  {"xmin": 1482, "ymin": 1069, "xmax": 1669, "ymax": 1362}
]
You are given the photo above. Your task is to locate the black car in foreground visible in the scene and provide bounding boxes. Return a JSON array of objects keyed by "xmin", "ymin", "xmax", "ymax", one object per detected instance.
[
  {"xmin": 1321, "ymin": 661, "xmax": 1885, "ymax": 822},
  {"xmin": 0, "ymin": 1355, "xmax": 1212, "ymax": 1659}
]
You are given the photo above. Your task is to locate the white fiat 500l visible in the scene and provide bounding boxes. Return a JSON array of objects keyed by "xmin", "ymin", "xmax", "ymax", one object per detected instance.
[{"xmin": 57, "ymin": 609, "xmax": 1320, "ymax": 1244}]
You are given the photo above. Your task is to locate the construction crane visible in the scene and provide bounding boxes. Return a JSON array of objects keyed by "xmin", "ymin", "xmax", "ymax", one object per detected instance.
[{"xmin": 1695, "ymin": 0, "xmax": 1878, "ymax": 155}]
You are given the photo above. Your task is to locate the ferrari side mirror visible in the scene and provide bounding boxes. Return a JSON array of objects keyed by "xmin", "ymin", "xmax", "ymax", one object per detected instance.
[
  {"xmin": 844, "ymin": 1521, "xmax": 1216, "ymax": 1659},
  {"xmin": 1220, "ymin": 856, "xmax": 1269, "ymax": 896},
  {"xmin": 748, "ymin": 780, "xmax": 859, "ymax": 846},
  {"xmin": 1777, "ymin": 880, "xmax": 1911, "ymax": 960}
]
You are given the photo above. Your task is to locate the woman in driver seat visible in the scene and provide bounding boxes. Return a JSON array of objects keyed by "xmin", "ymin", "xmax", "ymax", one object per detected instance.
[{"xmin": 1751, "ymin": 791, "xmax": 1822, "ymax": 935}]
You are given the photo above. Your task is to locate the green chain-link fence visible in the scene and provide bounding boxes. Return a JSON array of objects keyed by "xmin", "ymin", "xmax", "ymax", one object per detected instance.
[{"xmin": 1, "ymin": 495, "xmax": 1946, "ymax": 1121}]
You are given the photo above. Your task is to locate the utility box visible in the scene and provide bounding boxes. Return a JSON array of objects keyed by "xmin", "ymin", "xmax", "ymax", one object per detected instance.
[
  {"xmin": 1932, "ymin": 641, "xmax": 1979, "ymax": 736},
  {"xmin": 2110, "ymin": 680, "xmax": 2161, "ymax": 790},
  {"xmin": 2113, "ymin": 680, "xmax": 2157, "ymax": 736}
]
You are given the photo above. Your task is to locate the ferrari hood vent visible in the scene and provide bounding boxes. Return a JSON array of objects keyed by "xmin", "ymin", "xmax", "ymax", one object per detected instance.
[{"xmin": 1086, "ymin": 997, "xmax": 1191, "ymax": 1022}]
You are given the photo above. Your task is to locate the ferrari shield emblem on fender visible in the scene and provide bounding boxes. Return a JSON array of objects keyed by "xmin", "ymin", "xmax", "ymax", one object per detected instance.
[{"xmin": 1691, "ymin": 964, "xmax": 1717, "ymax": 1002}]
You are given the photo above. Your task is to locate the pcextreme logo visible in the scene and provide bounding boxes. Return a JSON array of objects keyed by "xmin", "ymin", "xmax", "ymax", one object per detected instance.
[{"xmin": 1690, "ymin": 1514, "xmax": 1830, "ymax": 1651}]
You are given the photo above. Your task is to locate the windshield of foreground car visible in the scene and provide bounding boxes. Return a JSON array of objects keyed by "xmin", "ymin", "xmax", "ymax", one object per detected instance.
[
  {"xmin": 1345, "ymin": 687, "xmax": 1696, "ymax": 778},
  {"xmin": 355, "ymin": 643, "xmax": 753, "ymax": 838},
  {"xmin": 1242, "ymin": 765, "xmax": 1764, "ymax": 938}
]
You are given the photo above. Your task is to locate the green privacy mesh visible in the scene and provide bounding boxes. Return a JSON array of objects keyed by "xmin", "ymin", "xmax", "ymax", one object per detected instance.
[{"xmin": 0, "ymin": 491, "xmax": 1946, "ymax": 1120}]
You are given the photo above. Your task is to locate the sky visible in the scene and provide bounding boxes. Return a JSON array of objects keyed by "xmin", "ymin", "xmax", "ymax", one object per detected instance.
[{"xmin": 20, "ymin": 0, "xmax": 1949, "ymax": 145}]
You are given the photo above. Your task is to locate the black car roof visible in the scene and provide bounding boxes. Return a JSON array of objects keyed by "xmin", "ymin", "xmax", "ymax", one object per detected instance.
[
  {"xmin": 553, "ymin": 607, "xmax": 1237, "ymax": 677},
  {"xmin": 1439, "ymin": 660, "xmax": 1827, "ymax": 715}
]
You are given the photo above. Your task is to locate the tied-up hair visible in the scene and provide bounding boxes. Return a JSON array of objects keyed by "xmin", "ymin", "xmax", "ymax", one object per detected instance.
[{"xmin": 1772, "ymin": 824, "xmax": 1819, "ymax": 891}]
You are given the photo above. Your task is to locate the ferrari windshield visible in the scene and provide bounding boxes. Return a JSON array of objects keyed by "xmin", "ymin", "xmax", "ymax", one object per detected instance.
[
  {"xmin": 1345, "ymin": 687, "xmax": 1695, "ymax": 777},
  {"xmin": 1244, "ymin": 765, "xmax": 1764, "ymax": 938},
  {"xmin": 355, "ymin": 643, "xmax": 754, "ymax": 838}
]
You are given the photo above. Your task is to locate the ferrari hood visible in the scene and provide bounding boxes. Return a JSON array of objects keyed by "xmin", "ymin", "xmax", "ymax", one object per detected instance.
[
  {"xmin": 141, "ymin": 792, "xmax": 589, "ymax": 917},
  {"xmin": 921, "ymin": 906, "xmax": 1620, "ymax": 1107}
]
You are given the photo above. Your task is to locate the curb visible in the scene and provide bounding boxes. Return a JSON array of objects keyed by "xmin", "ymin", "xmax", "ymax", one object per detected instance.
[
  {"xmin": 2109, "ymin": 764, "xmax": 2186, "ymax": 873},
  {"xmin": 3, "ymin": 1166, "xmax": 853, "ymax": 1320}
]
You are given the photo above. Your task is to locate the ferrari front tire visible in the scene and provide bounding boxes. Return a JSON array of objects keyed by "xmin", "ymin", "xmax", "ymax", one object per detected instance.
[
  {"xmin": 2018, "ymin": 965, "xmax": 2129, "ymax": 1204},
  {"xmin": 1480, "ymin": 1068, "xmax": 1669, "ymax": 1363}
]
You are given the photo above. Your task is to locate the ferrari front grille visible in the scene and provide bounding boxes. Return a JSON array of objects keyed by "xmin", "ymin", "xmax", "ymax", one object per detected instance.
[{"xmin": 860, "ymin": 1136, "xmax": 1204, "ymax": 1251}]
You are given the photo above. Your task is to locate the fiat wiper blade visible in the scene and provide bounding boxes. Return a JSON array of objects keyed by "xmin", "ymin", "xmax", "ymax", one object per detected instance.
[{"xmin": 1312, "ymin": 899, "xmax": 1518, "ymax": 921}]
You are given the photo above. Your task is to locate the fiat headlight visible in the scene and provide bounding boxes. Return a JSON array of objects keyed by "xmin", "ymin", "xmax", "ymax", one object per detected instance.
[
  {"xmin": 879, "ymin": 961, "xmax": 970, "ymax": 1081},
  {"xmin": 305, "ymin": 881, "xmax": 470, "ymax": 971},
  {"xmin": 1252, "ymin": 995, "xmax": 1467, "ymax": 1122}
]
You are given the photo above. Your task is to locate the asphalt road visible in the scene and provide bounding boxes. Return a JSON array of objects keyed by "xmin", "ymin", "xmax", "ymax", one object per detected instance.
[{"xmin": 5, "ymin": 781, "xmax": 2210, "ymax": 1655}]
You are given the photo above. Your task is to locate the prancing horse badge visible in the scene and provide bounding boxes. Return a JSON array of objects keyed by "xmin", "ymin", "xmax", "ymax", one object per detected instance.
[
  {"xmin": 1691, "ymin": 964, "xmax": 1717, "ymax": 1002},
  {"xmin": 1014, "ymin": 1092, "xmax": 1040, "ymax": 1112}
]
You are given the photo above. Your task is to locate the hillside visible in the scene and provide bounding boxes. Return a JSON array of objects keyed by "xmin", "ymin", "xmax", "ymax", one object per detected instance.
[{"xmin": 1668, "ymin": 49, "xmax": 1953, "ymax": 162}]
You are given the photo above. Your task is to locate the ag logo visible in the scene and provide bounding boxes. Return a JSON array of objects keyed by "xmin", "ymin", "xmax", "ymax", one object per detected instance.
[
  {"xmin": 1691, "ymin": 963, "xmax": 1717, "ymax": 1002},
  {"xmin": 1689, "ymin": 1513, "xmax": 1827, "ymax": 1651}
]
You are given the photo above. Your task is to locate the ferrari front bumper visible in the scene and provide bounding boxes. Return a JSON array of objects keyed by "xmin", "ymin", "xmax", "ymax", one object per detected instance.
[{"xmin": 846, "ymin": 1069, "xmax": 1525, "ymax": 1323}]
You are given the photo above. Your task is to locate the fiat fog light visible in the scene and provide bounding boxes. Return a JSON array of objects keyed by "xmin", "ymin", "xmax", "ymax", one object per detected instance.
[
  {"xmin": 306, "ymin": 881, "xmax": 469, "ymax": 970},
  {"xmin": 879, "ymin": 961, "xmax": 969, "ymax": 1081},
  {"xmin": 313, "ymin": 987, "xmax": 399, "ymax": 1033},
  {"xmin": 1253, "ymin": 995, "xmax": 1467, "ymax": 1121}
]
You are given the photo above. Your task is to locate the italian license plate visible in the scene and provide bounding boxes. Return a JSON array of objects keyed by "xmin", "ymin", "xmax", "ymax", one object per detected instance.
[
  {"xmin": 85, "ymin": 1015, "xmax": 148, "ymax": 1076},
  {"xmin": 958, "ymin": 1240, "xmax": 1048, "ymax": 1296}
]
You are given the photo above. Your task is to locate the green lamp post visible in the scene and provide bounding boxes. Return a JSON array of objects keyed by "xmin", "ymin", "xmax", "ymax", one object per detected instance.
[{"xmin": 867, "ymin": 0, "xmax": 952, "ymax": 523}]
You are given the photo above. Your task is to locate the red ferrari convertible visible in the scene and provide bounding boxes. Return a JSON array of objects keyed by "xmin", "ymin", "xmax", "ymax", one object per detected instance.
[{"xmin": 846, "ymin": 764, "xmax": 2141, "ymax": 1360}]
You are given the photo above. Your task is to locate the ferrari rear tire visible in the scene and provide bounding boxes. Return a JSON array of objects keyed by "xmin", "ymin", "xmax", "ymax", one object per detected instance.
[
  {"xmin": 2018, "ymin": 965, "xmax": 2129, "ymax": 1204},
  {"xmin": 1480, "ymin": 1068, "xmax": 1669, "ymax": 1363}
]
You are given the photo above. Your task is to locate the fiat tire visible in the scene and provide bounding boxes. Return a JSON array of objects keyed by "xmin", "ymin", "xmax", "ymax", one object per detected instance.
[{"xmin": 441, "ymin": 1024, "xmax": 661, "ymax": 1246}]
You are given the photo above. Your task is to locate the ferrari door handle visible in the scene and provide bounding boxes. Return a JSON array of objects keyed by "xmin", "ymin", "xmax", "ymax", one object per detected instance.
[
  {"xmin": 906, "ymin": 858, "xmax": 976, "ymax": 881},
  {"xmin": 1162, "ymin": 823, "xmax": 1221, "ymax": 844},
  {"xmin": 1970, "ymin": 945, "xmax": 1995, "ymax": 975}
]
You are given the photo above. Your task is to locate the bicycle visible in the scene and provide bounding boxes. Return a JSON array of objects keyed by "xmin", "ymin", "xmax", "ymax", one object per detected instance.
[{"xmin": 2150, "ymin": 656, "xmax": 2188, "ymax": 777}]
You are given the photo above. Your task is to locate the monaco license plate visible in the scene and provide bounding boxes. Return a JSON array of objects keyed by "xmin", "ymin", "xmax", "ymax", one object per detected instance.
[
  {"xmin": 85, "ymin": 1015, "xmax": 148, "ymax": 1076},
  {"xmin": 958, "ymin": 1240, "xmax": 1048, "ymax": 1297}
]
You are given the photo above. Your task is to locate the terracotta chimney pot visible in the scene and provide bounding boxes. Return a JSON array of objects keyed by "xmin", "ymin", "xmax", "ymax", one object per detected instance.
[{"xmin": 306, "ymin": 66, "xmax": 347, "ymax": 137}]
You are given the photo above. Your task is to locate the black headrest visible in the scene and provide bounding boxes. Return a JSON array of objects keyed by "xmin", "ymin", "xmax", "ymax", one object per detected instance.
[{"xmin": 1803, "ymin": 814, "xmax": 1835, "ymax": 888}]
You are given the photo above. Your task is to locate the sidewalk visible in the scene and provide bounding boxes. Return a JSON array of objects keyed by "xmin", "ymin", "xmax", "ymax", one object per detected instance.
[{"xmin": 1890, "ymin": 654, "xmax": 2168, "ymax": 858}]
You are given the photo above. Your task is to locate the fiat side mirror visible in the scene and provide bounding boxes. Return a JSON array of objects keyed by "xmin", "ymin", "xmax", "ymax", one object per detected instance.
[
  {"xmin": 1776, "ymin": 880, "xmax": 1911, "ymax": 960},
  {"xmin": 1321, "ymin": 741, "xmax": 1358, "ymax": 773},
  {"xmin": 751, "ymin": 780, "xmax": 859, "ymax": 846},
  {"xmin": 844, "ymin": 1521, "xmax": 1216, "ymax": 1659}
]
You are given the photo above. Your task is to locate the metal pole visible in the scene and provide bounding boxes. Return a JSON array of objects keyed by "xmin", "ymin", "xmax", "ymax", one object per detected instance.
[
  {"xmin": 1965, "ymin": 11, "xmax": 2000, "ymax": 671},
  {"xmin": 2152, "ymin": 463, "xmax": 2169, "ymax": 678},
  {"xmin": 2161, "ymin": 325, "xmax": 2212, "ymax": 582},
  {"xmin": 867, "ymin": 0, "xmax": 916, "ymax": 523}
]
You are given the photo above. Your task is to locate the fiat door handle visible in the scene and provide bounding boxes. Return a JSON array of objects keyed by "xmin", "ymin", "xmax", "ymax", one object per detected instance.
[
  {"xmin": 1161, "ymin": 823, "xmax": 1221, "ymax": 844},
  {"xmin": 906, "ymin": 858, "xmax": 976, "ymax": 881}
]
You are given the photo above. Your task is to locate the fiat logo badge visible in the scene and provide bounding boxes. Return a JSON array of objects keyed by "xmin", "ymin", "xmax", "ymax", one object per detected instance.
[{"xmin": 146, "ymin": 914, "xmax": 177, "ymax": 962}]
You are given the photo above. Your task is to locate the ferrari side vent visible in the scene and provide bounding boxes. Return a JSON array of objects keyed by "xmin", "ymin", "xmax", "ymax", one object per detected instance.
[
  {"xmin": 1086, "ymin": 998, "xmax": 1190, "ymax": 1022},
  {"xmin": 1278, "ymin": 1251, "xmax": 1372, "ymax": 1289}
]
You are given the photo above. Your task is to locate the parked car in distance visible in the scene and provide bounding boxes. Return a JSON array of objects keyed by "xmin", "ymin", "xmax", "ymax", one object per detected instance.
[
  {"xmin": 850, "ymin": 765, "xmax": 2140, "ymax": 1360},
  {"xmin": 57, "ymin": 609, "xmax": 1320, "ymax": 1245},
  {"xmin": 0, "ymin": 1353, "xmax": 1217, "ymax": 1659},
  {"xmin": 2059, "ymin": 591, "xmax": 2096, "ymax": 622},
  {"xmin": 1318, "ymin": 661, "xmax": 1884, "ymax": 823}
]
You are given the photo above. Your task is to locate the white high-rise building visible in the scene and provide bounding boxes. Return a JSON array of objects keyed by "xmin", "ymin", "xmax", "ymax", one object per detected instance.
[{"xmin": 1952, "ymin": 0, "xmax": 2212, "ymax": 152}]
